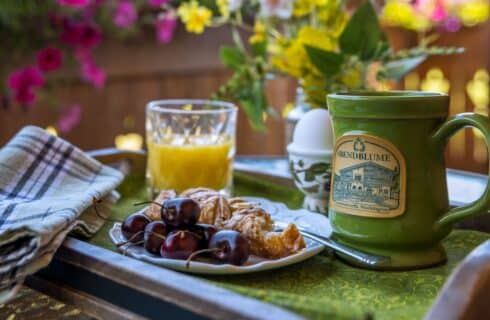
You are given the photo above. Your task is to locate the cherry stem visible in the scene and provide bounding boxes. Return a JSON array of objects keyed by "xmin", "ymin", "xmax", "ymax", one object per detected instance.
[
  {"xmin": 147, "ymin": 231, "xmax": 166, "ymax": 241},
  {"xmin": 116, "ymin": 230, "xmax": 166, "ymax": 247},
  {"xmin": 133, "ymin": 201, "xmax": 163, "ymax": 207},
  {"xmin": 92, "ymin": 197, "xmax": 121, "ymax": 223},
  {"xmin": 116, "ymin": 230, "xmax": 144, "ymax": 247},
  {"xmin": 185, "ymin": 248, "xmax": 220, "ymax": 269}
]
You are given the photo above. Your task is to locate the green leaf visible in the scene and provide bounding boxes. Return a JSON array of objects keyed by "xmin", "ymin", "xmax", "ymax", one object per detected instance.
[
  {"xmin": 251, "ymin": 41, "xmax": 267, "ymax": 58},
  {"xmin": 372, "ymin": 41, "xmax": 391, "ymax": 60},
  {"xmin": 378, "ymin": 56, "xmax": 426, "ymax": 81},
  {"xmin": 240, "ymin": 100, "xmax": 266, "ymax": 131},
  {"xmin": 309, "ymin": 162, "xmax": 331, "ymax": 175},
  {"xmin": 304, "ymin": 171, "xmax": 316, "ymax": 182},
  {"xmin": 304, "ymin": 45, "xmax": 343, "ymax": 76},
  {"xmin": 219, "ymin": 46, "xmax": 246, "ymax": 72},
  {"xmin": 339, "ymin": 0, "xmax": 382, "ymax": 61}
]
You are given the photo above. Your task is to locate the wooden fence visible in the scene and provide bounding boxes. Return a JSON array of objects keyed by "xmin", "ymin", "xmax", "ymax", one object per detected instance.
[{"xmin": 0, "ymin": 24, "xmax": 489, "ymax": 172}]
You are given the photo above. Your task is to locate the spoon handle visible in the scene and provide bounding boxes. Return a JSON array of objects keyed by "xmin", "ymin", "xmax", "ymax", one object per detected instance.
[{"xmin": 287, "ymin": 225, "xmax": 391, "ymax": 267}]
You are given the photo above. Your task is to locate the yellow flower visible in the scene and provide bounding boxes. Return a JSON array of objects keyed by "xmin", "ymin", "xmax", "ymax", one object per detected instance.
[
  {"xmin": 381, "ymin": 1, "xmax": 415, "ymax": 26},
  {"xmin": 301, "ymin": 73, "xmax": 326, "ymax": 107},
  {"xmin": 316, "ymin": 0, "xmax": 347, "ymax": 35},
  {"xmin": 271, "ymin": 42, "xmax": 304, "ymax": 77},
  {"xmin": 249, "ymin": 20, "xmax": 266, "ymax": 44},
  {"xmin": 340, "ymin": 67, "xmax": 362, "ymax": 89},
  {"xmin": 177, "ymin": 1, "xmax": 212, "ymax": 34},
  {"xmin": 217, "ymin": 0, "xmax": 230, "ymax": 19},
  {"xmin": 293, "ymin": 0, "xmax": 332, "ymax": 17},
  {"xmin": 297, "ymin": 26, "xmax": 336, "ymax": 51},
  {"xmin": 271, "ymin": 26, "xmax": 336, "ymax": 78},
  {"xmin": 293, "ymin": 0, "xmax": 314, "ymax": 17},
  {"xmin": 381, "ymin": 1, "xmax": 430, "ymax": 32},
  {"xmin": 459, "ymin": 1, "xmax": 489, "ymax": 27}
]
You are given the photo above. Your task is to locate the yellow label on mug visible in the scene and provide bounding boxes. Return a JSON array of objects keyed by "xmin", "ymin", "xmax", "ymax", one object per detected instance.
[{"xmin": 330, "ymin": 135, "xmax": 406, "ymax": 218}]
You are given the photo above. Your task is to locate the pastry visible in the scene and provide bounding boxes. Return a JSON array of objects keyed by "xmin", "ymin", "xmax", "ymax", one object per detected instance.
[
  {"xmin": 145, "ymin": 189, "xmax": 177, "ymax": 220},
  {"xmin": 221, "ymin": 206, "xmax": 305, "ymax": 259},
  {"xmin": 179, "ymin": 188, "xmax": 232, "ymax": 226}
]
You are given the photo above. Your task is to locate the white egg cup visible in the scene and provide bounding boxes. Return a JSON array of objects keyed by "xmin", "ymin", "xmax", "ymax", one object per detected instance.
[
  {"xmin": 288, "ymin": 147, "xmax": 332, "ymax": 214},
  {"xmin": 287, "ymin": 109, "xmax": 334, "ymax": 215}
]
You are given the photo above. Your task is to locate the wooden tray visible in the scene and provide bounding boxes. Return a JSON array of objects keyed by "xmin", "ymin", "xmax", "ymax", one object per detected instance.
[{"xmin": 26, "ymin": 149, "xmax": 490, "ymax": 320}]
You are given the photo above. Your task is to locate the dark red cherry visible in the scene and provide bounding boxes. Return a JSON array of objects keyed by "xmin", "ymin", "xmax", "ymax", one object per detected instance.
[
  {"xmin": 161, "ymin": 198, "xmax": 200, "ymax": 227},
  {"xmin": 144, "ymin": 221, "xmax": 168, "ymax": 255},
  {"xmin": 160, "ymin": 230, "xmax": 200, "ymax": 260},
  {"xmin": 190, "ymin": 224, "xmax": 218, "ymax": 249},
  {"xmin": 121, "ymin": 213, "xmax": 151, "ymax": 242},
  {"xmin": 209, "ymin": 230, "xmax": 250, "ymax": 266}
]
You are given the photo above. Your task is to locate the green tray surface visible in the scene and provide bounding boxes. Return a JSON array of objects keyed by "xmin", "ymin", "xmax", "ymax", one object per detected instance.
[{"xmin": 87, "ymin": 172, "xmax": 490, "ymax": 320}]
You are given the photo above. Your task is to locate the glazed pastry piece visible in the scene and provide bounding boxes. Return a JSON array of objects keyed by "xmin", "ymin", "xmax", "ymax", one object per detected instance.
[
  {"xmin": 179, "ymin": 187, "xmax": 219, "ymax": 202},
  {"xmin": 228, "ymin": 197, "xmax": 259, "ymax": 212},
  {"xmin": 259, "ymin": 223, "xmax": 306, "ymax": 259},
  {"xmin": 222, "ymin": 207, "xmax": 305, "ymax": 259},
  {"xmin": 145, "ymin": 190, "xmax": 177, "ymax": 220},
  {"xmin": 179, "ymin": 188, "xmax": 232, "ymax": 225},
  {"xmin": 197, "ymin": 194, "xmax": 232, "ymax": 226},
  {"xmin": 223, "ymin": 207, "xmax": 274, "ymax": 240}
]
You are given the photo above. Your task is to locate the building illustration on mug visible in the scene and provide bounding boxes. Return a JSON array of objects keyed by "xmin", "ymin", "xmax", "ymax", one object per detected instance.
[
  {"xmin": 331, "ymin": 136, "xmax": 405, "ymax": 215},
  {"xmin": 333, "ymin": 162, "xmax": 401, "ymax": 211}
]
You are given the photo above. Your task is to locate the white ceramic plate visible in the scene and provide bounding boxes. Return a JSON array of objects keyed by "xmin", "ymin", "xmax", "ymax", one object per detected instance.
[{"xmin": 109, "ymin": 197, "xmax": 332, "ymax": 274}]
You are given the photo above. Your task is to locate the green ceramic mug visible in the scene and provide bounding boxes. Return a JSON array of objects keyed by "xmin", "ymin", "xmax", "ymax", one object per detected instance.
[{"xmin": 327, "ymin": 91, "xmax": 490, "ymax": 269}]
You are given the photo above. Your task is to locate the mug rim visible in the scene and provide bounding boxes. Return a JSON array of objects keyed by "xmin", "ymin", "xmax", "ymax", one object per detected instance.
[
  {"xmin": 327, "ymin": 90, "xmax": 450, "ymax": 119},
  {"xmin": 328, "ymin": 91, "xmax": 447, "ymax": 100}
]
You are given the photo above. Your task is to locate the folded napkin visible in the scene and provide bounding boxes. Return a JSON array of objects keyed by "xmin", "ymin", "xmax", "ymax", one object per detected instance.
[{"xmin": 0, "ymin": 126, "xmax": 124, "ymax": 302}]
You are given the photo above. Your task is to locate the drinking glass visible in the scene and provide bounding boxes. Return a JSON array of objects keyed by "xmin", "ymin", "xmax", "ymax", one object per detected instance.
[{"xmin": 146, "ymin": 100, "xmax": 237, "ymax": 196}]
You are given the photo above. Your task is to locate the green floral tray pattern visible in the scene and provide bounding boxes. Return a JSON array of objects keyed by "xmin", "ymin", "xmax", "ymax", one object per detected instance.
[{"xmin": 87, "ymin": 172, "xmax": 490, "ymax": 320}]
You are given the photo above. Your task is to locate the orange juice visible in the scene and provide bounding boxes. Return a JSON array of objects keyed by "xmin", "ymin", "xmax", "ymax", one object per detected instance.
[{"xmin": 147, "ymin": 137, "xmax": 233, "ymax": 193}]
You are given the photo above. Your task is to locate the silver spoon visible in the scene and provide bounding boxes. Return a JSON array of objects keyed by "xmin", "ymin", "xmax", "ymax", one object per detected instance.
[{"xmin": 275, "ymin": 222, "xmax": 391, "ymax": 268}]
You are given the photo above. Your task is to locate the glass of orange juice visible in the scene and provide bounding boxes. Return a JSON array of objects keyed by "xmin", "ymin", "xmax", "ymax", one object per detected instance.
[{"xmin": 146, "ymin": 100, "xmax": 237, "ymax": 196}]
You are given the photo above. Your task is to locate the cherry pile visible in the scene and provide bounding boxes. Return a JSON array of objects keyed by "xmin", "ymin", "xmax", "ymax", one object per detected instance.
[{"xmin": 120, "ymin": 198, "xmax": 250, "ymax": 266}]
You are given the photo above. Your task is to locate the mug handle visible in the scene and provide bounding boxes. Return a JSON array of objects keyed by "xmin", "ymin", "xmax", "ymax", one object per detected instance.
[{"xmin": 431, "ymin": 113, "xmax": 490, "ymax": 230}]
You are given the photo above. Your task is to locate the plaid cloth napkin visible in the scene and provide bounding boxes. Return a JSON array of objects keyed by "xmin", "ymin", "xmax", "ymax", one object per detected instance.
[{"xmin": 0, "ymin": 126, "xmax": 124, "ymax": 302}]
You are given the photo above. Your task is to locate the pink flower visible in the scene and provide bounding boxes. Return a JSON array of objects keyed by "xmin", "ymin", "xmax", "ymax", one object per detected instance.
[
  {"xmin": 73, "ymin": 47, "xmax": 91, "ymax": 62},
  {"xmin": 7, "ymin": 66, "xmax": 44, "ymax": 91},
  {"xmin": 431, "ymin": 4, "xmax": 447, "ymax": 22},
  {"xmin": 14, "ymin": 87, "xmax": 36, "ymax": 106},
  {"xmin": 7, "ymin": 66, "xmax": 44, "ymax": 106},
  {"xmin": 36, "ymin": 47, "xmax": 64, "ymax": 73},
  {"xmin": 58, "ymin": 104, "xmax": 83, "ymax": 133},
  {"xmin": 149, "ymin": 0, "xmax": 169, "ymax": 7},
  {"xmin": 81, "ymin": 59, "xmax": 106, "ymax": 89},
  {"xmin": 61, "ymin": 21, "xmax": 102, "ymax": 50},
  {"xmin": 442, "ymin": 16, "xmax": 461, "ymax": 32},
  {"xmin": 72, "ymin": 49, "xmax": 106, "ymax": 88},
  {"xmin": 60, "ymin": 21, "xmax": 80, "ymax": 45},
  {"xmin": 155, "ymin": 12, "xmax": 177, "ymax": 44},
  {"xmin": 113, "ymin": 1, "xmax": 138, "ymax": 28},
  {"xmin": 57, "ymin": 0, "xmax": 90, "ymax": 7}
]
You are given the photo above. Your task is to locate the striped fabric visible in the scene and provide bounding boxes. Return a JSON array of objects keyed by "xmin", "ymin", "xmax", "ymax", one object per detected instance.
[{"xmin": 0, "ymin": 126, "xmax": 124, "ymax": 302}]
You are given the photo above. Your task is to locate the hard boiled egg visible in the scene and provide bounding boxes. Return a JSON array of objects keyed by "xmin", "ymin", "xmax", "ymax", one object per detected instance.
[{"xmin": 289, "ymin": 109, "xmax": 334, "ymax": 152}]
